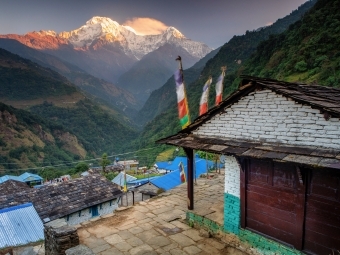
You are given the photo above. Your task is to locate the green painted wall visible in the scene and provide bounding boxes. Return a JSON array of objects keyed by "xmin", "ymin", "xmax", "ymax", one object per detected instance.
[{"xmin": 224, "ymin": 193, "xmax": 240, "ymax": 234}]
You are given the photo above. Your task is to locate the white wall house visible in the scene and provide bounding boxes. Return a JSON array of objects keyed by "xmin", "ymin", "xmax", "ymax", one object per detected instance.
[{"xmin": 159, "ymin": 77, "xmax": 340, "ymax": 255}]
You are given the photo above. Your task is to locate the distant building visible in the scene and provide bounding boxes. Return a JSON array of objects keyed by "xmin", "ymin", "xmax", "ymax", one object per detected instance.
[
  {"xmin": 116, "ymin": 160, "xmax": 139, "ymax": 170},
  {"xmin": 0, "ymin": 172, "xmax": 43, "ymax": 186},
  {"xmin": 0, "ymin": 175, "xmax": 123, "ymax": 225}
]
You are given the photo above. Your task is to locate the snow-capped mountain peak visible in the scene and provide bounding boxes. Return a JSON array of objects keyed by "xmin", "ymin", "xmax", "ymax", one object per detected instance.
[
  {"xmin": 38, "ymin": 30, "xmax": 57, "ymax": 37},
  {"xmin": 164, "ymin": 27, "xmax": 185, "ymax": 39},
  {"xmin": 57, "ymin": 16, "xmax": 211, "ymax": 58}
]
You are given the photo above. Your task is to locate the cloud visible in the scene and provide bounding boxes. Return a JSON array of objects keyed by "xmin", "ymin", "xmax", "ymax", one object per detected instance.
[
  {"xmin": 123, "ymin": 17, "xmax": 168, "ymax": 35},
  {"xmin": 266, "ymin": 22, "xmax": 273, "ymax": 26}
]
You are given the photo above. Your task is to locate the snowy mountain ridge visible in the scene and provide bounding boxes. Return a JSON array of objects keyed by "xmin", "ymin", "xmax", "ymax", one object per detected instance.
[{"xmin": 54, "ymin": 16, "xmax": 211, "ymax": 59}]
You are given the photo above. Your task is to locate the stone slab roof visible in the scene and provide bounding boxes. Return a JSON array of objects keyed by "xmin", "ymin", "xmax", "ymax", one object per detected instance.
[
  {"xmin": 158, "ymin": 134, "xmax": 340, "ymax": 170},
  {"xmin": 0, "ymin": 180, "xmax": 30, "ymax": 195},
  {"xmin": 0, "ymin": 175, "xmax": 123, "ymax": 221}
]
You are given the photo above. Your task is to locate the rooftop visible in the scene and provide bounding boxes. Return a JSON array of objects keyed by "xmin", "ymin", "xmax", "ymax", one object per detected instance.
[{"xmin": 0, "ymin": 175, "xmax": 123, "ymax": 222}]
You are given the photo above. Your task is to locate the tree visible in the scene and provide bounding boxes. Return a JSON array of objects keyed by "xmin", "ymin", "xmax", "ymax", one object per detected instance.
[
  {"xmin": 100, "ymin": 153, "xmax": 110, "ymax": 172},
  {"xmin": 74, "ymin": 162, "xmax": 89, "ymax": 173}
]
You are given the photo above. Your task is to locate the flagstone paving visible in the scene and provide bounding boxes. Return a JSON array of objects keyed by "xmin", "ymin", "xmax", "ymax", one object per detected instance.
[{"xmin": 78, "ymin": 171, "xmax": 247, "ymax": 254}]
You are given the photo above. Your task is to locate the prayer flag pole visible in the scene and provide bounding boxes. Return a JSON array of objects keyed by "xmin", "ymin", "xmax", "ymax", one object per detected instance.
[{"xmin": 175, "ymin": 56, "xmax": 190, "ymax": 129}]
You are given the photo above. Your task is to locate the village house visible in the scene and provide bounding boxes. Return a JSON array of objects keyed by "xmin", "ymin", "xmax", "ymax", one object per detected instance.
[
  {"xmin": 0, "ymin": 172, "xmax": 43, "ymax": 186},
  {"xmin": 158, "ymin": 76, "xmax": 340, "ymax": 255},
  {"xmin": 0, "ymin": 175, "xmax": 122, "ymax": 225}
]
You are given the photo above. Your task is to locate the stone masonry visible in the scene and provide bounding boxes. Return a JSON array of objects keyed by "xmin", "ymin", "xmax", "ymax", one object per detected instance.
[
  {"xmin": 44, "ymin": 219, "xmax": 79, "ymax": 255},
  {"xmin": 193, "ymin": 89, "xmax": 340, "ymax": 149}
]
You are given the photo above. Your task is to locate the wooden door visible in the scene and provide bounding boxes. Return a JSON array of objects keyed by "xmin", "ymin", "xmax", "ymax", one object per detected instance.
[
  {"xmin": 243, "ymin": 159, "xmax": 304, "ymax": 248},
  {"xmin": 303, "ymin": 168, "xmax": 340, "ymax": 255},
  {"xmin": 91, "ymin": 205, "xmax": 99, "ymax": 217}
]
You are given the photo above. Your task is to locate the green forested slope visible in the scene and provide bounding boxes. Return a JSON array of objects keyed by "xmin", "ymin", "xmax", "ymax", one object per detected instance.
[
  {"xmin": 0, "ymin": 102, "xmax": 84, "ymax": 173},
  {"xmin": 0, "ymin": 48, "xmax": 77, "ymax": 100},
  {"xmin": 30, "ymin": 99, "xmax": 137, "ymax": 155},
  {"xmin": 0, "ymin": 48, "xmax": 138, "ymax": 168},
  {"xmin": 243, "ymin": 0, "xmax": 340, "ymax": 87}
]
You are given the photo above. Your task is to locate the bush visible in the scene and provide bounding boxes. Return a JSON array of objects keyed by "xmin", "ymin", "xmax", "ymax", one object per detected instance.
[{"xmin": 295, "ymin": 60, "xmax": 308, "ymax": 72}]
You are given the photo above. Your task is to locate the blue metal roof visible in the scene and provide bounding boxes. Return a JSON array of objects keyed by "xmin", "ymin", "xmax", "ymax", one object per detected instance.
[
  {"xmin": 159, "ymin": 157, "xmax": 188, "ymax": 172},
  {"xmin": 154, "ymin": 161, "xmax": 173, "ymax": 169},
  {"xmin": 0, "ymin": 172, "xmax": 43, "ymax": 184},
  {"xmin": 112, "ymin": 172, "xmax": 137, "ymax": 187},
  {"xmin": 0, "ymin": 203, "xmax": 44, "ymax": 248},
  {"xmin": 0, "ymin": 175, "xmax": 22, "ymax": 184},
  {"xmin": 19, "ymin": 172, "xmax": 43, "ymax": 182},
  {"xmin": 127, "ymin": 176, "xmax": 159, "ymax": 187},
  {"xmin": 150, "ymin": 158, "xmax": 215, "ymax": 191}
]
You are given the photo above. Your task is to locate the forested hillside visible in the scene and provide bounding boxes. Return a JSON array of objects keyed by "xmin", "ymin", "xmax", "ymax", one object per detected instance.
[
  {"xmin": 0, "ymin": 48, "xmax": 77, "ymax": 100},
  {"xmin": 129, "ymin": 0, "xmax": 317, "ymax": 165},
  {"xmin": 30, "ymin": 99, "xmax": 137, "ymax": 155},
  {"xmin": 0, "ymin": 102, "xmax": 85, "ymax": 173},
  {"xmin": 243, "ymin": 0, "xmax": 340, "ymax": 87},
  {"xmin": 0, "ymin": 48, "xmax": 138, "ymax": 170}
]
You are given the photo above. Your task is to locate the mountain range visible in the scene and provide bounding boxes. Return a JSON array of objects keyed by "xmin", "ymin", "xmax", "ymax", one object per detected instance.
[
  {"xmin": 1, "ymin": 0, "xmax": 330, "ymax": 170},
  {"xmin": 0, "ymin": 17, "xmax": 212, "ymax": 106}
]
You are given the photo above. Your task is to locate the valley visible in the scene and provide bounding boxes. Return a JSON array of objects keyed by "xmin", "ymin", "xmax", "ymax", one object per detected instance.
[{"xmin": 1, "ymin": 0, "xmax": 338, "ymax": 174}]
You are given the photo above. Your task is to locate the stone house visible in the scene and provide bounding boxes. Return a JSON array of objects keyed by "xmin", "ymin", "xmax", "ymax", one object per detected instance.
[
  {"xmin": 0, "ymin": 175, "xmax": 122, "ymax": 225},
  {"xmin": 158, "ymin": 76, "xmax": 340, "ymax": 255}
]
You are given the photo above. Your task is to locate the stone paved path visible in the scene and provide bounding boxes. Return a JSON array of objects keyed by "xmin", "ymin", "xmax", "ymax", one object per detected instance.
[{"xmin": 78, "ymin": 171, "xmax": 247, "ymax": 255}]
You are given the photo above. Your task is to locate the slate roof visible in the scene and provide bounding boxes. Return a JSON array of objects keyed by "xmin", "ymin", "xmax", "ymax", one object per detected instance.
[
  {"xmin": 0, "ymin": 203, "xmax": 44, "ymax": 248},
  {"xmin": 0, "ymin": 180, "xmax": 30, "ymax": 194},
  {"xmin": 0, "ymin": 175, "xmax": 123, "ymax": 222},
  {"xmin": 157, "ymin": 76, "xmax": 340, "ymax": 170}
]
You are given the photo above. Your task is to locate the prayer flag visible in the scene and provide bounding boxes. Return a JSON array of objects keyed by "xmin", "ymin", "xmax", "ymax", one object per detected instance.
[
  {"xmin": 123, "ymin": 168, "xmax": 127, "ymax": 192},
  {"xmin": 179, "ymin": 161, "xmax": 186, "ymax": 183},
  {"xmin": 175, "ymin": 69, "xmax": 190, "ymax": 129},
  {"xmin": 199, "ymin": 77, "xmax": 212, "ymax": 116},
  {"xmin": 215, "ymin": 69, "xmax": 226, "ymax": 105}
]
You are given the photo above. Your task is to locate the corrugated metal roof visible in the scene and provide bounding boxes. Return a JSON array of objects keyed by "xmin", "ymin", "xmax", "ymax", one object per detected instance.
[
  {"xmin": 127, "ymin": 176, "xmax": 159, "ymax": 187},
  {"xmin": 0, "ymin": 203, "xmax": 44, "ymax": 248},
  {"xmin": 151, "ymin": 158, "xmax": 215, "ymax": 191},
  {"xmin": 19, "ymin": 172, "xmax": 43, "ymax": 182},
  {"xmin": 154, "ymin": 161, "xmax": 173, "ymax": 169},
  {"xmin": 0, "ymin": 172, "xmax": 43, "ymax": 184},
  {"xmin": 0, "ymin": 175, "xmax": 22, "ymax": 184},
  {"xmin": 112, "ymin": 172, "xmax": 137, "ymax": 187}
]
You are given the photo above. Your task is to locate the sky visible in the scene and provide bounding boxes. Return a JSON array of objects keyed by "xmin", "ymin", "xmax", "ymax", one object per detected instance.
[{"xmin": 0, "ymin": 0, "xmax": 308, "ymax": 49}]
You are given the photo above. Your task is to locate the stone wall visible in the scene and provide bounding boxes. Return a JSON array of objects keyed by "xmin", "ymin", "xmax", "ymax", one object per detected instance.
[
  {"xmin": 193, "ymin": 89, "xmax": 340, "ymax": 149},
  {"xmin": 44, "ymin": 219, "xmax": 79, "ymax": 255}
]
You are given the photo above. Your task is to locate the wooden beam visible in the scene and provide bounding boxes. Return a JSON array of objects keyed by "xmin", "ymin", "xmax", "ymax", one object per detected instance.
[
  {"xmin": 295, "ymin": 166, "xmax": 306, "ymax": 250},
  {"xmin": 184, "ymin": 147, "xmax": 194, "ymax": 210},
  {"xmin": 240, "ymin": 158, "xmax": 247, "ymax": 229}
]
